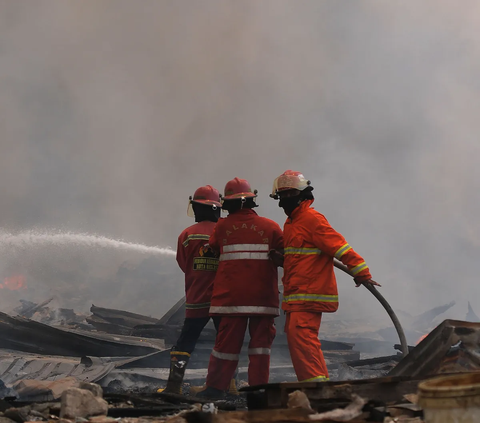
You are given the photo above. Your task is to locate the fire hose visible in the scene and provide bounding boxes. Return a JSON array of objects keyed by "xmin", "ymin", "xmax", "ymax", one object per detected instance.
[{"xmin": 333, "ymin": 260, "xmax": 409, "ymax": 357}]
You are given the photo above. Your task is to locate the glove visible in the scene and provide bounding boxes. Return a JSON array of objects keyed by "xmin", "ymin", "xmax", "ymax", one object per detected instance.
[
  {"xmin": 354, "ymin": 277, "xmax": 381, "ymax": 287},
  {"xmin": 268, "ymin": 249, "xmax": 284, "ymax": 267}
]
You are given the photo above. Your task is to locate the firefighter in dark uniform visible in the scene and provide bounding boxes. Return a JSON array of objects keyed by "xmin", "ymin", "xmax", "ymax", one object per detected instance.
[{"xmin": 163, "ymin": 185, "xmax": 222, "ymax": 394}]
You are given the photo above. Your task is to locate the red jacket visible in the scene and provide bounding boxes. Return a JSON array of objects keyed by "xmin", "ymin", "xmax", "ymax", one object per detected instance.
[
  {"xmin": 209, "ymin": 209, "xmax": 283, "ymax": 316},
  {"xmin": 177, "ymin": 220, "xmax": 218, "ymax": 318},
  {"xmin": 282, "ymin": 200, "xmax": 372, "ymax": 313}
]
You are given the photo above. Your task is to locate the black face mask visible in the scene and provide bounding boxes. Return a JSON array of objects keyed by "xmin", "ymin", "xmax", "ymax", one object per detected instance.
[
  {"xmin": 193, "ymin": 204, "xmax": 221, "ymax": 222},
  {"xmin": 279, "ymin": 196, "xmax": 301, "ymax": 217}
]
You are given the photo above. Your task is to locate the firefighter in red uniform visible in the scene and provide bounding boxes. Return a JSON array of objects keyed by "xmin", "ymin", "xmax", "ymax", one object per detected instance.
[
  {"xmin": 269, "ymin": 170, "xmax": 380, "ymax": 382},
  {"xmin": 198, "ymin": 178, "xmax": 283, "ymax": 399},
  {"xmin": 163, "ymin": 185, "xmax": 222, "ymax": 394}
]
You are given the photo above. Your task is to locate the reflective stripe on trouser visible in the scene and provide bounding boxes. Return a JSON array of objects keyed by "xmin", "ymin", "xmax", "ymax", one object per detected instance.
[
  {"xmin": 206, "ymin": 316, "xmax": 276, "ymax": 390},
  {"xmin": 285, "ymin": 311, "xmax": 329, "ymax": 382}
]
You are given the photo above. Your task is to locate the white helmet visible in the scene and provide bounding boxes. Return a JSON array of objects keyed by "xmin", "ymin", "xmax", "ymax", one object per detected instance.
[{"xmin": 271, "ymin": 170, "xmax": 311, "ymax": 199}]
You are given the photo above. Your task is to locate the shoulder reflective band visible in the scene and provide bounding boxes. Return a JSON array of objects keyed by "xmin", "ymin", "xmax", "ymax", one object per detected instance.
[
  {"xmin": 248, "ymin": 348, "xmax": 271, "ymax": 355},
  {"xmin": 284, "ymin": 247, "xmax": 322, "ymax": 255},
  {"xmin": 182, "ymin": 234, "xmax": 210, "ymax": 247},
  {"xmin": 185, "ymin": 302, "xmax": 211, "ymax": 309},
  {"xmin": 283, "ymin": 293, "xmax": 338, "ymax": 303},
  {"xmin": 335, "ymin": 243, "xmax": 352, "ymax": 259},
  {"xmin": 209, "ymin": 306, "xmax": 280, "ymax": 315},
  {"xmin": 351, "ymin": 261, "xmax": 368, "ymax": 275},
  {"xmin": 299, "ymin": 375, "xmax": 329, "ymax": 382},
  {"xmin": 211, "ymin": 349, "xmax": 240, "ymax": 361},
  {"xmin": 223, "ymin": 244, "xmax": 269, "ymax": 252}
]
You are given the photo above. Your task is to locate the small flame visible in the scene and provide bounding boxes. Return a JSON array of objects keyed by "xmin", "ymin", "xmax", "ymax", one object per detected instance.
[
  {"xmin": 416, "ymin": 334, "xmax": 428, "ymax": 345},
  {"xmin": 0, "ymin": 275, "xmax": 26, "ymax": 290}
]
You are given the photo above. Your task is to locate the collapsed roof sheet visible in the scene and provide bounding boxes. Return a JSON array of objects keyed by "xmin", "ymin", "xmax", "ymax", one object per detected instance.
[{"xmin": 0, "ymin": 312, "xmax": 165, "ymax": 357}]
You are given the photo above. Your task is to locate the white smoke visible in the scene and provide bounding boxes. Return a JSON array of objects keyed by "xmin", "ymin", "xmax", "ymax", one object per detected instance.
[{"xmin": 0, "ymin": 1, "xmax": 479, "ymax": 323}]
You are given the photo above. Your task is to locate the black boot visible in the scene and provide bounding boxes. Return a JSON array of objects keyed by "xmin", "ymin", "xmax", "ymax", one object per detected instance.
[
  {"xmin": 163, "ymin": 352, "xmax": 190, "ymax": 394},
  {"xmin": 196, "ymin": 386, "xmax": 226, "ymax": 400}
]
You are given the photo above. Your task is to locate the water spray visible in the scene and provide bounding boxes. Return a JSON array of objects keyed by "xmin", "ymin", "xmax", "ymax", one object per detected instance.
[{"xmin": 0, "ymin": 230, "xmax": 176, "ymax": 257}]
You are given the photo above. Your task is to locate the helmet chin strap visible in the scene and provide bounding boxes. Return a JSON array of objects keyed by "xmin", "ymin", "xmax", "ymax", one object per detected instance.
[{"xmin": 240, "ymin": 197, "xmax": 246, "ymax": 209}]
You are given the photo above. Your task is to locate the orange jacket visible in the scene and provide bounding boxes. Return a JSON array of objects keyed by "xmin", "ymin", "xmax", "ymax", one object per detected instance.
[
  {"xmin": 209, "ymin": 209, "xmax": 283, "ymax": 317},
  {"xmin": 282, "ymin": 200, "xmax": 372, "ymax": 313},
  {"xmin": 177, "ymin": 220, "xmax": 218, "ymax": 318}
]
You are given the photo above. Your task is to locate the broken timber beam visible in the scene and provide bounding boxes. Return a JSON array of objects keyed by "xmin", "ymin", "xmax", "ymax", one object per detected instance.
[
  {"xmin": 20, "ymin": 297, "xmax": 54, "ymax": 319},
  {"xmin": 242, "ymin": 376, "xmax": 425, "ymax": 410},
  {"xmin": 389, "ymin": 319, "xmax": 480, "ymax": 377}
]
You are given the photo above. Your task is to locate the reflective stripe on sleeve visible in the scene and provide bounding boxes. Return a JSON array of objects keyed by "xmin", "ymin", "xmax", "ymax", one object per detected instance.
[
  {"xmin": 248, "ymin": 348, "xmax": 271, "ymax": 355},
  {"xmin": 219, "ymin": 252, "xmax": 269, "ymax": 261},
  {"xmin": 211, "ymin": 349, "xmax": 240, "ymax": 361},
  {"xmin": 283, "ymin": 294, "xmax": 338, "ymax": 303},
  {"xmin": 334, "ymin": 243, "xmax": 352, "ymax": 259},
  {"xmin": 299, "ymin": 375, "xmax": 329, "ymax": 382},
  {"xmin": 182, "ymin": 234, "xmax": 210, "ymax": 247},
  {"xmin": 185, "ymin": 302, "xmax": 211, "ymax": 309},
  {"xmin": 223, "ymin": 244, "xmax": 269, "ymax": 252},
  {"xmin": 351, "ymin": 261, "xmax": 368, "ymax": 275},
  {"xmin": 209, "ymin": 306, "xmax": 280, "ymax": 315},
  {"xmin": 284, "ymin": 247, "xmax": 321, "ymax": 255}
]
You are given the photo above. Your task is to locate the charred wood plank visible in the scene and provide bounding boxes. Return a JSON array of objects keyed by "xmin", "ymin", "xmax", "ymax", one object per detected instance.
[
  {"xmin": 107, "ymin": 406, "xmax": 189, "ymax": 417},
  {"xmin": 131, "ymin": 324, "xmax": 184, "ymax": 341},
  {"xmin": 90, "ymin": 304, "xmax": 159, "ymax": 327},
  {"xmin": 131, "ymin": 324, "xmax": 217, "ymax": 343},
  {"xmin": 328, "ymin": 354, "xmax": 401, "ymax": 370},
  {"xmin": 243, "ymin": 376, "xmax": 425, "ymax": 410},
  {"xmin": 388, "ymin": 319, "xmax": 464, "ymax": 377},
  {"xmin": 86, "ymin": 315, "xmax": 133, "ymax": 336},
  {"xmin": 318, "ymin": 340, "xmax": 355, "ymax": 351},
  {"xmin": 213, "ymin": 408, "xmax": 314, "ymax": 422},
  {"xmin": 323, "ymin": 350, "xmax": 360, "ymax": 362},
  {"xmin": 20, "ymin": 297, "xmax": 54, "ymax": 319}
]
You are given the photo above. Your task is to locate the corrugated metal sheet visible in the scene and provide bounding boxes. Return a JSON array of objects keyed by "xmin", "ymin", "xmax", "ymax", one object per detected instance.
[
  {"xmin": 0, "ymin": 312, "xmax": 165, "ymax": 357},
  {"xmin": 0, "ymin": 351, "xmax": 114, "ymax": 385}
]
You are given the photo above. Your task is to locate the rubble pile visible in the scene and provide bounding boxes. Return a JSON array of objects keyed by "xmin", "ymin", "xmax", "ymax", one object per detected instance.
[{"xmin": 1, "ymin": 299, "xmax": 480, "ymax": 422}]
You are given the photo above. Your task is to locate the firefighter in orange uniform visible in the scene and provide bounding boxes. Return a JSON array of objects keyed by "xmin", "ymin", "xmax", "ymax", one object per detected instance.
[
  {"xmin": 198, "ymin": 178, "xmax": 283, "ymax": 399},
  {"xmin": 269, "ymin": 170, "xmax": 380, "ymax": 382},
  {"xmin": 163, "ymin": 185, "xmax": 222, "ymax": 394}
]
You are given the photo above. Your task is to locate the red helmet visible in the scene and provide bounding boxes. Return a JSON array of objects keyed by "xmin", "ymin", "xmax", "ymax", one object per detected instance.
[
  {"xmin": 191, "ymin": 185, "xmax": 222, "ymax": 207},
  {"xmin": 223, "ymin": 178, "xmax": 257, "ymax": 201},
  {"xmin": 271, "ymin": 170, "xmax": 311, "ymax": 199}
]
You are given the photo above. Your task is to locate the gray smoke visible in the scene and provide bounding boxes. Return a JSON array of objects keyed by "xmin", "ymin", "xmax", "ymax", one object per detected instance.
[{"xmin": 0, "ymin": 1, "xmax": 479, "ymax": 323}]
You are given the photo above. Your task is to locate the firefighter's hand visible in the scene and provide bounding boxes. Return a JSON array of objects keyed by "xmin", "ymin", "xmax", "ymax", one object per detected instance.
[
  {"xmin": 268, "ymin": 249, "xmax": 284, "ymax": 267},
  {"xmin": 355, "ymin": 278, "xmax": 381, "ymax": 288}
]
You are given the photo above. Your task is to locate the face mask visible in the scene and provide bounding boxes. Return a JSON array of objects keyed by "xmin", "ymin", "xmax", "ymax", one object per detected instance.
[
  {"xmin": 194, "ymin": 205, "xmax": 221, "ymax": 222},
  {"xmin": 279, "ymin": 196, "xmax": 301, "ymax": 217}
]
